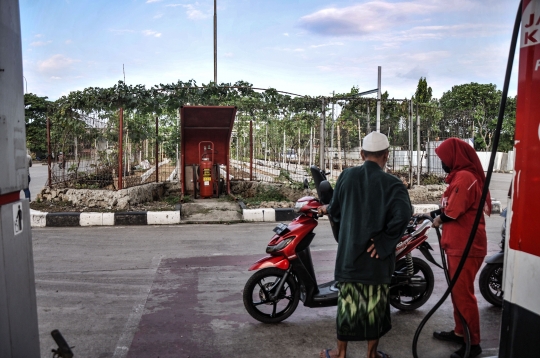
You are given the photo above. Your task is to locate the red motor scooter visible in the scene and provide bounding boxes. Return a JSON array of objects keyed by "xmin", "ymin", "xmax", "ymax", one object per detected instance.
[{"xmin": 243, "ymin": 166, "xmax": 441, "ymax": 323}]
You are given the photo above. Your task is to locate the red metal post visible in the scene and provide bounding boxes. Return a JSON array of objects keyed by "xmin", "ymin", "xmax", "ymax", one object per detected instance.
[
  {"xmin": 118, "ymin": 108, "xmax": 123, "ymax": 190},
  {"xmin": 47, "ymin": 116, "xmax": 51, "ymax": 186},
  {"xmin": 250, "ymin": 120, "xmax": 253, "ymax": 181},
  {"xmin": 155, "ymin": 116, "xmax": 159, "ymax": 183}
]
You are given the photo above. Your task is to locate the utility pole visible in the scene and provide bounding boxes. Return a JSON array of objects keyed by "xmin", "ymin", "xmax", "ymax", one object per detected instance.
[
  {"xmin": 330, "ymin": 91, "xmax": 335, "ymax": 177},
  {"xmin": 319, "ymin": 98, "xmax": 326, "ymax": 170},
  {"xmin": 377, "ymin": 66, "xmax": 381, "ymax": 132},
  {"xmin": 0, "ymin": 0, "xmax": 41, "ymax": 355},
  {"xmin": 213, "ymin": 0, "xmax": 217, "ymax": 84}
]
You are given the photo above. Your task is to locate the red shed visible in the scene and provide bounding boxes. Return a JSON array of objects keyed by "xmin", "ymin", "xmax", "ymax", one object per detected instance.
[{"xmin": 180, "ymin": 106, "xmax": 236, "ymax": 197}]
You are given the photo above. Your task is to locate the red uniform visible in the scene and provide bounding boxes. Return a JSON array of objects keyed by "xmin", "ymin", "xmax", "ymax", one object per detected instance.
[{"xmin": 436, "ymin": 138, "xmax": 491, "ymax": 346}]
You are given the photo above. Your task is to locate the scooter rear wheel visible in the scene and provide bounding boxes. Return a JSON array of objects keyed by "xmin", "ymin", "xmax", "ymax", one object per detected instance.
[
  {"xmin": 390, "ymin": 257, "xmax": 434, "ymax": 310},
  {"xmin": 243, "ymin": 267, "xmax": 300, "ymax": 323}
]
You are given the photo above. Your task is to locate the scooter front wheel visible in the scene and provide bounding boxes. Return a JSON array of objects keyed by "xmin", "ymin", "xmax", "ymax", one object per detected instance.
[{"xmin": 243, "ymin": 267, "xmax": 300, "ymax": 323}]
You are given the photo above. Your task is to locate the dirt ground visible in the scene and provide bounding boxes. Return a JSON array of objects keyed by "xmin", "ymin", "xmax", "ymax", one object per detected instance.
[{"xmin": 30, "ymin": 197, "xmax": 180, "ymax": 213}]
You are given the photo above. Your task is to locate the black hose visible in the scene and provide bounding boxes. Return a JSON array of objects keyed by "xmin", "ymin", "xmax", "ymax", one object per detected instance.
[
  {"xmin": 436, "ymin": 227, "xmax": 472, "ymax": 356},
  {"xmin": 411, "ymin": 2, "xmax": 522, "ymax": 357}
]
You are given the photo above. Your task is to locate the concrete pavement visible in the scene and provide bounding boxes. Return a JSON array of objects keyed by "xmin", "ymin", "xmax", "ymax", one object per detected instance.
[
  {"xmin": 30, "ymin": 173, "xmax": 512, "ymax": 357},
  {"xmin": 33, "ymin": 216, "xmax": 506, "ymax": 357}
]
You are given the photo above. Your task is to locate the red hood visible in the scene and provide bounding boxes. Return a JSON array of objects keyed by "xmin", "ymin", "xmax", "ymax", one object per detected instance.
[{"xmin": 435, "ymin": 138, "xmax": 491, "ymax": 216}]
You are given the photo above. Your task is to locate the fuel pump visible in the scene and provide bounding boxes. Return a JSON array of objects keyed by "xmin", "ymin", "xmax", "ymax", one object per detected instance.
[
  {"xmin": 0, "ymin": 0, "xmax": 41, "ymax": 355},
  {"xmin": 499, "ymin": 0, "xmax": 540, "ymax": 356},
  {"xmin": 199, "ymin": 141, "xmax": 215, "ymax": 198}
]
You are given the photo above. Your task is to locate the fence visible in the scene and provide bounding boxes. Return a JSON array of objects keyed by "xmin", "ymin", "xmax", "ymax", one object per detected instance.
[
  {"xmin": 227, "ymin": 100, "xmax": 513, "ymax": 187},
  {"xmin": 45, "ymin": 109, "xmax": 179, "ymax": 190},
  {"xmin": 45, "ymin": 99, "xmax": 510, "ymax": 190}
]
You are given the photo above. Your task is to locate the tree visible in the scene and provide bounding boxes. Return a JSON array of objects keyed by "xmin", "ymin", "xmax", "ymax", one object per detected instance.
[
  {"xmin": 414, "ymin": 77, "xmax": 432, "ymax": 103},
  {"xmin": 439, "ymin": 83, "xmax": 502, "ymax": 150},
  {"xmin": 25, "ymin": 93, "xmax": 51, "ymax": 157}
]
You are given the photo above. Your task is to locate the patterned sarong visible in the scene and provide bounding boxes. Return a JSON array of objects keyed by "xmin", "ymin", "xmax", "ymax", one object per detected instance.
[{"xmin": 336, "ymin": 282, "xmax": 391, "ymax": 341}]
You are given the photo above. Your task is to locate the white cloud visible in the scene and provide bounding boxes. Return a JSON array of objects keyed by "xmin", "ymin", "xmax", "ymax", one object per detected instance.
[
  {"xmin": 65, "ymin": 40, "xmax": 73, "ymax": 44},
  {"xmin": 146, "ymin": 0, "xmax": 162, "ymax": 3},
  {"xmin": 223, "ymin": 52, "xmax": 233, "ymax": 57},
  {"xmin": 183, "ymin": 3, "xmax": 210, "ymax": 20},
  {"xmin": 283, "ymin": 33, "xmax": 289, "ymax": 36},
  {"xmin": 38, "ymin": 54, "xmax": 80, "ymax": 73},
  {"xmin": 30, "ymin": 40, "xmax": 52, "ymax": 47},
  {"xmin": 110, "ymin": 29, "xmax": 136, "ymax": 34},
  {"xmin": 34, "ymin": 34, "xmax": 43, "ymax": 38},
  {"xmin": 143, "ymin": 30, "xmax": 162, "ymax": 37},
  {"xmin": 310, "ymin": 42, "xmax": 344, "ymax": 48},
  {"xmin": 299, "ymin": 0, "xmax": 478, "ymax": 36},
  {"xmin": 153, "ymin": 13, "xmax": 163, "ymax": 19},
  {"xmin": 164, "ymin": 3, "xmax": 209, "ymax": 19},
  {"xmin": 50, "ymin": 76, "xmax": 62, "ymax": 80}
]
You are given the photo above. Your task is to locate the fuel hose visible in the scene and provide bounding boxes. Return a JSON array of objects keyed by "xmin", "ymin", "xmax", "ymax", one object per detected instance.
[{"xmin": 411, "ymin": 1, "xmax": 522, "ymax": 357}]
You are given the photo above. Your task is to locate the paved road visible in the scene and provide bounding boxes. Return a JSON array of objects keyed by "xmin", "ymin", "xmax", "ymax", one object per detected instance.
[
  {"xmin": 19, "ymin": 161, "xmax": 49, "ymax": 201},
  {"xmin": 31, "ymin": 173, "xmax": 512, "ymax": 357}
]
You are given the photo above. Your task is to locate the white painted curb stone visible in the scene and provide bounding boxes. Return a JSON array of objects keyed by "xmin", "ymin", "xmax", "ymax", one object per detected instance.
[
  {"xmin": 243, "ymin": 208, "xmax": 276, "ymax": 222},
  {"xmin": 30, "ymin": 209, "xmax": 47, "ymax": 227},
  {"xmin": 80, "ymin": 213, "xmax": 104, "ymax": 226},
  {"xmin": 412, "ymin": 204, "xmax": 439, "ymax": 215},
  {"xmin": 147, "ymin": 211, "xmax": 181, "ymax": 225},
  {"xmin": 103, "ymin": 213, "xmax": 115, "ymax": 226}
]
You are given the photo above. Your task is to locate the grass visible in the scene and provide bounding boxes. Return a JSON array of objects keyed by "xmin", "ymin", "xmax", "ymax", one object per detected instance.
[{"xmin": 238, "ymin": 185, "xmax": 290, "ymax": 207}]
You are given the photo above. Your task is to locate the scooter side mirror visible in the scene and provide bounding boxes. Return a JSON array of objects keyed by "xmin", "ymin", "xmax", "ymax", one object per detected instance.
[
  {"xmin": 310, "ymin": 165, "xmax": 328, "ymax": 200},
  {"xmin": 318, "ymin": 180, "xmax": 333, "ymax": 205}
]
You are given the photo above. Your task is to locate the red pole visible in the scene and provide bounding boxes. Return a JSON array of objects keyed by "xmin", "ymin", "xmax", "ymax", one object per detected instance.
[
  {"xmin": 47, "ymin": 116, "xmax": 51, "ymax": 186},
  {"xmin": 118, "ymin": 108, "xmax": 123, "ymax": 190},
  {"xmin": 250, "ymin": 120, "xmax": 253, "ymax": 181},
  {"xmin": 155, "ymin": 116, "xmax": 159, "ymax": 183}
]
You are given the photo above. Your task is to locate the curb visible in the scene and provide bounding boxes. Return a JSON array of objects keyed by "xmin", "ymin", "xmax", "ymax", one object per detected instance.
[
  {"xmin": 241, "ymin": 201, "xmax": 502, "ymax": 222},
  {"xmin": 241, "ymin": 204, "xmax": 441, "ymax": 223},
  {"xmin": 30, "ymin": 209, "xmax": 181, "ymax": 227},
  {"xmin": 29, "ymin": 201, "xmax": 501, "ymax": 227}
]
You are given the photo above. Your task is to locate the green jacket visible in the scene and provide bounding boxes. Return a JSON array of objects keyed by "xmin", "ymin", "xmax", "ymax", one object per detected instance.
[{"xmin": 327, "ymin": 161, "xmax": 412, "ymax": 284}]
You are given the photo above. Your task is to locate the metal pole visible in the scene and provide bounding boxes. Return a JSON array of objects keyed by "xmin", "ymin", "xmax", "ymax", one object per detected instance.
[
  {"xmin": 377, "ymin": 66, "xmax": 381, "ymax": 132},
  {"xmin": 74, "ymin": 136, "xmax": 78, "ymax": 163},
  {"xmin": 0, "ymin": 0, "xmax": 40, "ymax": 351},
  {"xmin": 250, "ymin": 120, "xmax": 253, "ymax": 180},
  {"xmin": 416, "ymin": 102, "xmax": 421, "ymax": 186},
  {"xmin": 155, "ymin": 116, "xmax": 159, "ymax": 183},
  {"xmin": 408, "ymin": 100, "xmax": 413, "ymax": 187},
  {"xmin": 309, "ymin": 126, "xmax": 313, "ymax": 166},
  {"xmin": 319, "ymin": 98, "xmax": 326, "ymax": 170},
  {"xmin": 367, "ymin": 103, "xmax": 371, "ymax": 134},
  {"xmin": 118, "ymin": 108, "xmax": 123, "ymax": 190},
  {"xmin": 47, "ymin": 116, "xmax": 51, "ymax": 186},
  {"xmin": 282, "ymin": 130, "xmax": 286, "ymax": 165},
  {"xmin": 330, "ymin": 91, "xmax": 335, "ymax": 176},
  {"xmin": 176, "ymin": 109, "xmax": 180, "ymax": 186},
  {"xmin": 213, "ymin": 0, "xmax": 217, "ymax": 84}
]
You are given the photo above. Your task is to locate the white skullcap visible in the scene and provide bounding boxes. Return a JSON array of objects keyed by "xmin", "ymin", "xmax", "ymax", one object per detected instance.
[{"xmin": 362, "ymin": 131, "xmax": 389, "ymax": 152}]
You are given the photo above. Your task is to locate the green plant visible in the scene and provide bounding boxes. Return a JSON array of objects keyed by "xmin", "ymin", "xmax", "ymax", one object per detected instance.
[
  {"xmin": 420, "ymin": 173, "xmax": 446, "ymax": 185},
  {"xmin": 165, "ymin": 195, "xmax": 182, "ymax": 206}
]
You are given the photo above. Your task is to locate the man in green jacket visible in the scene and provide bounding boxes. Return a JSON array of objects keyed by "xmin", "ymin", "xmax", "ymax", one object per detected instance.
[{"xmin": 319, "ymin": 132, "xmax": 412, "ymax": 358}]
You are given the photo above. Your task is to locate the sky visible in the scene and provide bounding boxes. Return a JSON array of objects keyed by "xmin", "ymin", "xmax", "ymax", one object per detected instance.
[{"xmin": 19, "ymin": 0, "xmax": 520, "ymax": 101}]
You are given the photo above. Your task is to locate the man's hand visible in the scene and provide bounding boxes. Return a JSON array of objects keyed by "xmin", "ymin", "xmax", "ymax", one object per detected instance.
[
  {"xmin": 317, "ymin": 205, "xmax": 328, "ymax": 216},
  {"xmin": 367, "ymin": 239, "xmax": 380, "ymax": 259},
  {"xmin": 432, "ymin": 215, "xmax": 443, "ymax": 228}
]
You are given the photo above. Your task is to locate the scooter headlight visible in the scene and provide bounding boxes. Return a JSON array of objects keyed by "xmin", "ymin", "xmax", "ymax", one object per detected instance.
[
  {"xmin": 294, "ymin": 201, "xmax": 307, "ymax": 212},
  {"xmin": 266, "ymin": 236, "xmax": 296, "ymax": 253}
]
